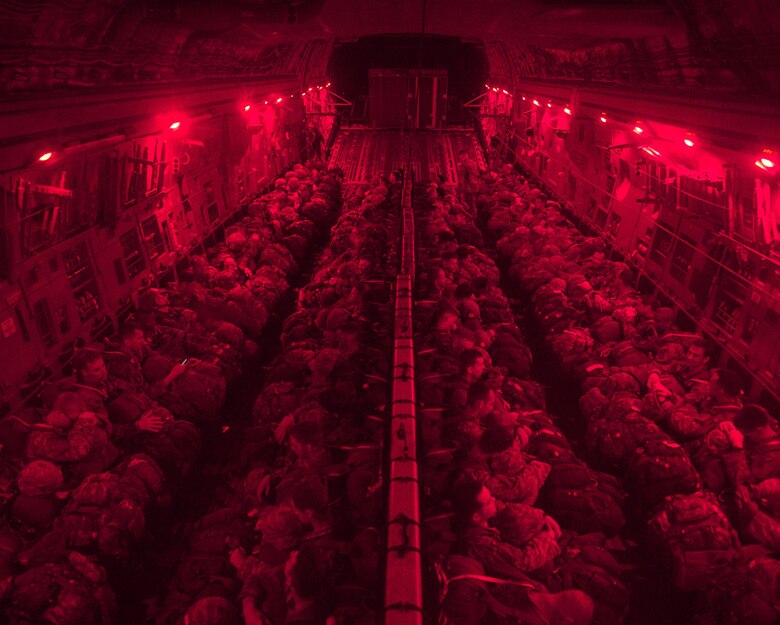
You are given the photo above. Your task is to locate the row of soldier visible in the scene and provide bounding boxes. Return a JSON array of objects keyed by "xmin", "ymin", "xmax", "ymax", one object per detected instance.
[
  {"xmin": 477, "ymin": 162, "xmax": 780, "ymax": 625},
  {"xmin": 0, "ymin": 161, "xmax": 345, "ymax": 625},
  {"xmin": 155, "ymin": 175, "xmax": 401, "ymax": 625},
  {"xmin": 415, "ymin": 179, "xmax": 627, "ymax": 625}
]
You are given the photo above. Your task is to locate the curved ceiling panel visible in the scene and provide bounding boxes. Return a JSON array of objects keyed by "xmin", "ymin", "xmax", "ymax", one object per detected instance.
[{"xmin": 0, "ymin": 0, "xmax": 777, "ymax": 96}]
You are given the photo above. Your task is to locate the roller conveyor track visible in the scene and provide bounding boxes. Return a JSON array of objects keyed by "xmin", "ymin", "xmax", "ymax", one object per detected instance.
[{"xmin": 328, "ymin": 128, "xmax": 483, "ymax": 186}]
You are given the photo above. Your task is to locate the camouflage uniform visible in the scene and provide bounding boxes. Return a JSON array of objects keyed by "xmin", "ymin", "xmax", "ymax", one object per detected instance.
[{"xmin": 2, "ymin": 551, "xmax": 115, "ymax": 625}]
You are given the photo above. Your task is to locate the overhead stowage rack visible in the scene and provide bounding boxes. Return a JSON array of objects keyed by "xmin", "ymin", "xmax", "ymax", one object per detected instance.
[{"xmin": 385, "ymin": 167, "xmax": 423, "ymax": 625}]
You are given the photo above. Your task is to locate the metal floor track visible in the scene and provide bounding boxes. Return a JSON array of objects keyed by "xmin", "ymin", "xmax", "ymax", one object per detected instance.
[{"xmin": 328, "ymin": 128, "xmax": 484, "ymax": 186}]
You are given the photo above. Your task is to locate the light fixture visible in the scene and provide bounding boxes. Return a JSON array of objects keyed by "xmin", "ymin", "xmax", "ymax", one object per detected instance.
[
  {"xmin": 492, "ymin": 87, "xmax": 499, "ymax": 92},
  {"xmin": 485, "ymin": 84, "xmax": 490, "ymax": 89},
  {"xmin": 564, "ymin": 107, "xmax": 572, "ymax": 115},
  {"xmin": 326, "ymin": 82, "xmax": 331, "ymax": 87},
  {"xmin": 521, "ymin": 96, "xmax": 526, "ymax": 101},
  {"xmin": 38, "ymin": 151, "xmax": 53, "ymax": 162},
  {"xmin": 276, "ymin": 97, "xmax": 283, "ymax": 103},
  {"xmin": 683, "ymin": 138, "xmax": 695, "ymax": 147},
  {"xmin": 264, "ymin": 100, "xmax": 268, "ymax": 105},
  {"xmin": 532, "ymin": 99, "xmax": 540, "ymax": 107},
  {"xmin": 169, "ymin": 121, "xmax": 181, "ymax": 130},
  {"xmin": 633, "ymin": 125, "xmax": 644, "ymax": 134},
  {"xmin": 599, "ymin": 114, "xmax": 607, "ymax": 123},
  {"xmin": 642, "ymin": 146, "xmax": 660, "ymax": 157},
  {"xmin": 547, "ymin": 102, "xmax": 552, "ymax": 108},
  {"xmin": 502, "ymin": 89, "xmax": 509, "ymax": 95},
  {"xmin": 244, "ymin": 105, "xmax": 251, "ymax": 112},
  {"xmin": 760, "ymin": 157, "xmax": 775, "ymax": 168}
]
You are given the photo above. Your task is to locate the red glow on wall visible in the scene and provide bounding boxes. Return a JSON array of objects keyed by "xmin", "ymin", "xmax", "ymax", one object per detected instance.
[{"xmin": 38, "ymin": 151, "xmax": 53, "ymax": 162}]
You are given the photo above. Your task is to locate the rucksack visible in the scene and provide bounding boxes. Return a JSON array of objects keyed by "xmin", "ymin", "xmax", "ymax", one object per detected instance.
[
  {"xmin": 647, "ymin": 492, "xmax": 740, "ymax": 591},
  {"xmin": 548, "ymin": 560, "xmax": 629, "ymax": 625},
  {"xmin": 585, "ymin": 415, "xmax": 666, "ymax": 472},
  {"xmin": 540, "ymin": 483, "xmax": 625, "ymax": 535},
  {"xmin": 626, "ymin": 438, "xmax": 701, "ymax": 510}
]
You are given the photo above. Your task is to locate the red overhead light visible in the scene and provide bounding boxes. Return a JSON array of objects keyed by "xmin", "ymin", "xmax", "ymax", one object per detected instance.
[
  {"xmin": 564, "ymin": 106, "xmax": 572, "ymax": 115},
  {"xmin": 532, "ymin": 99, "xmax": 540, "ymax": 107},
  {"xmin": 485, "ymin": 84, "xmax": 490, "ymax": 89},
  {"xmin": 547, "ymin": 102, "xmax": 552, "ymax": 108},
  {"xmin": 325, "ymin": 82, "xmax": 331, "ymax": 87},
  {"xmin": 301, "ymin": 92, "xmax": 306, "ymax": 96},
  {"xmin": 38, "ymin": 151, "xmax": 53, "ymax": 162},
  {"xmin": 683, "ymin": 138, "xmax": 695, "ymax": 147},
  {"xmin": 492, "ymin": 87, "xmax": 499, "ymax": 92},
  {"xmin": 264, "ymin": 100, "xmax": 268, "ymax": 105},
  {"xmin": 502, "ymin": 89, "xmax": 509, "ymax": 95},
  {"xmin": 308, "ymin": 87, "xmax": 313, "ymax": 91},
  {"xmin": 633, "ymin": 125, "xmax": 644, "ymax": 134},
  {"xmin": 521, "ymin": 96, "xmax": 526, "ymax": 101},
  {"xmin": 760, "ymin": 157, "xmax": 775, "ymax": 168},
  {"xmin": 599, "ymin": 114, "xmax": 607, "ymax": 123},
  {"xmin": 244, "ymin": 104, "xmax": 251, "ymax": 111},
  {"xmin": 169, "ymin": 121, "xmax": 181, "ymax": 130},
  {"xmin": 276, "ymin": 97, "xmax": 283, "ymax": 103},
  {"xmin": 642, "ymin": 146, "xmax": 661, "ymax": 157}
]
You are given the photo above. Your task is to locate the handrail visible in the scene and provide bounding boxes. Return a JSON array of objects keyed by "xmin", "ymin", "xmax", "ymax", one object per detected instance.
[{"xmin": 384, "ymin": 165, "xmax": 423, "ymax": 625}]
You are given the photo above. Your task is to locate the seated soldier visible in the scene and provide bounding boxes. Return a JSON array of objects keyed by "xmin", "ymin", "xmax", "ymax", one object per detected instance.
[
  {"xmin": 453, "ymin": 283, "xmax": 482, "ymax": 325},
  {"xmin": 449, "ymin": 348, "xmax": 487, "ymax": 409},
  {"xmin": 240, "ymin": 545, "xmax": 334, "ymax": 625},
  {"xmin": 452, "ymin": 478, "xmax": 561, "ymax": 580},
  {"xmin": 44, "ymin": 349, "xmax": 116, "ymax": 419},
  {"xmin": 732, "ymin": 404, "xmax": 780, "ymax": 483},
  {"xmin": 259, "ymin": 420, "xmax": 330, "ymax": 505},
  {"xmin": 666, "ymin": 368, "xmax": 743, "ymax": 443},
  {"xmin": 461, "ymin": 425, "xmax": 551, "ymax": 505},
  {"xmin": 106, "ymin": 323, "xmax": 189, "ymax": 396},
  {"xmin": 444, "ymin": 382, "xmax": 496, "ymax": 448},
  {"xmin": 679, "ymin": 338, "xmax": 717, "ymax": 404}
]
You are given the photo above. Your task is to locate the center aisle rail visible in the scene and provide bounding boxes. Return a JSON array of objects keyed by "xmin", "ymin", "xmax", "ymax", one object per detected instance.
[{"xmin": 385, "ymin": 168, "xmax": 424, "ymax": 625}]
